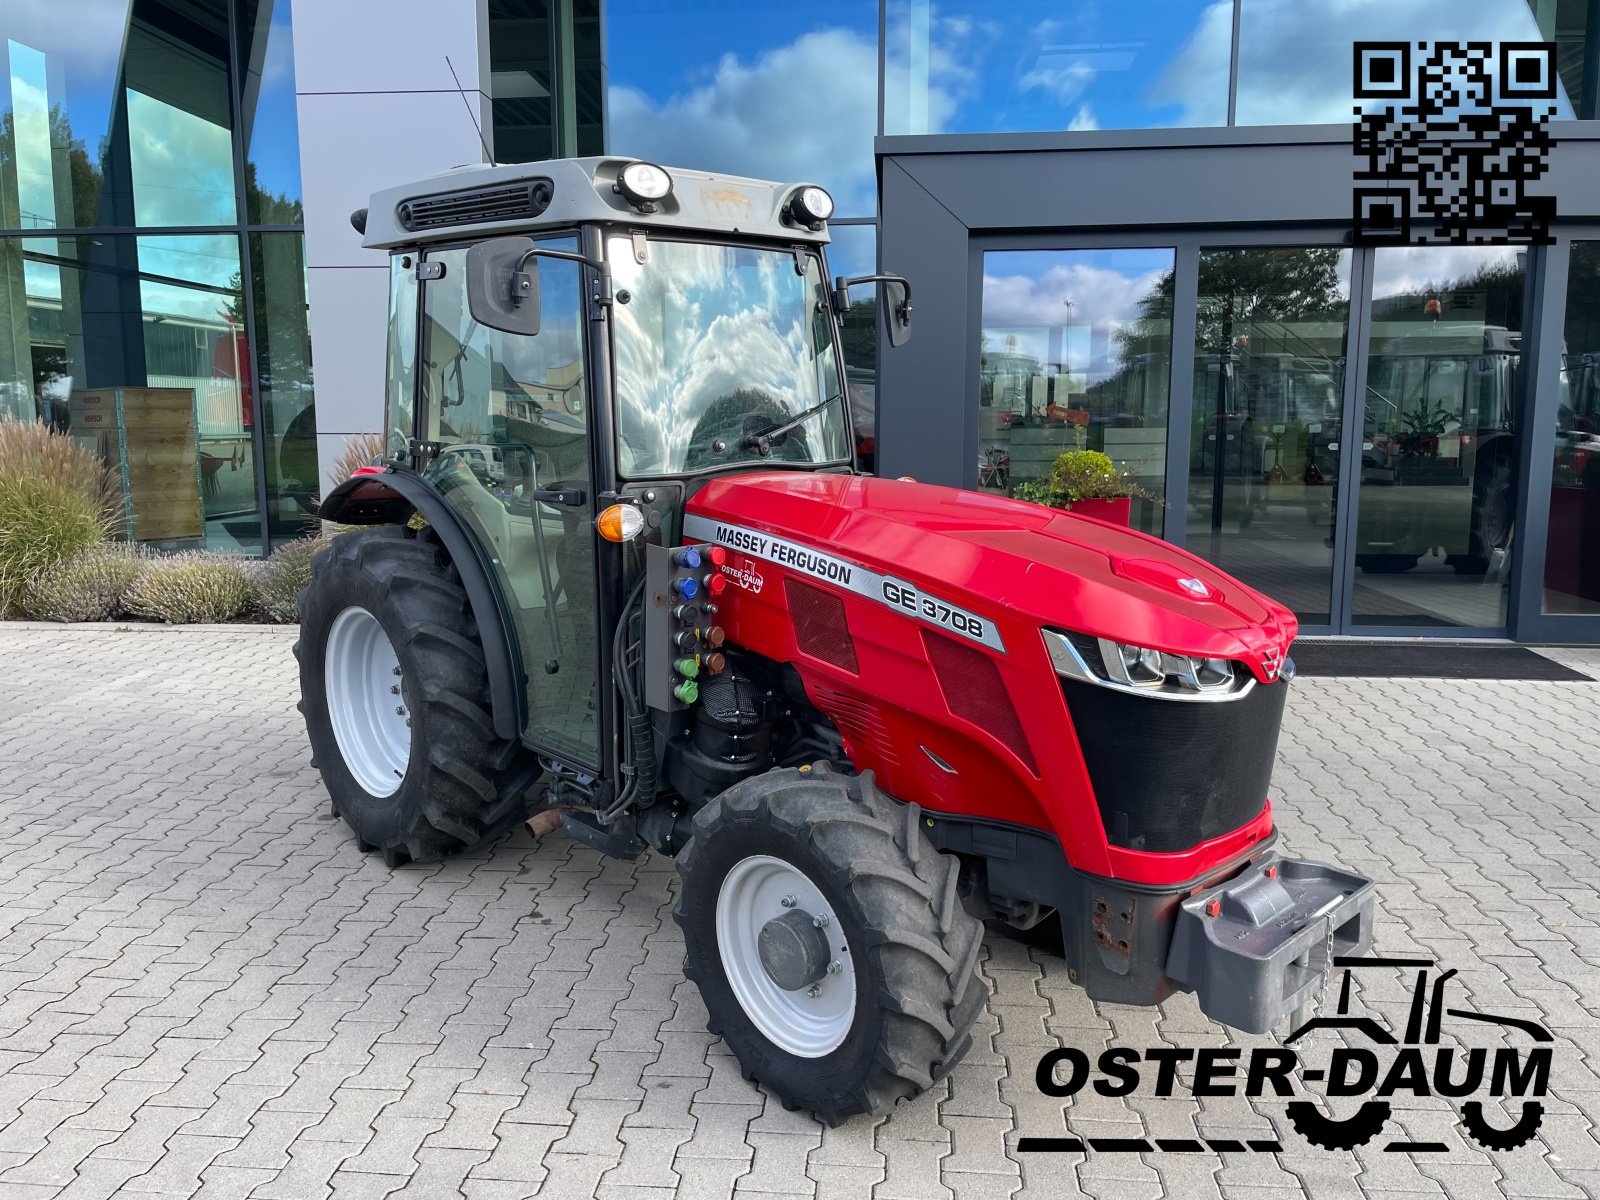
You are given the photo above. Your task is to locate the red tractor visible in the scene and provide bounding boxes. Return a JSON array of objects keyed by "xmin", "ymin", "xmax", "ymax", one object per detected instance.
[{"xmin": 299, "ymin": 158, "xmax": 1375, "ymax": 1123}]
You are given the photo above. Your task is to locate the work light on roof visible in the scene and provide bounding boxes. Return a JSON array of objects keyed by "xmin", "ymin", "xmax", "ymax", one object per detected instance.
[
  {"xmin": 616, "ymin": 162, "xmax": 673, "ymax": 211},
  {"xmin": 787, "ymin": 185, "xmax": 833, "ymax": 229}
]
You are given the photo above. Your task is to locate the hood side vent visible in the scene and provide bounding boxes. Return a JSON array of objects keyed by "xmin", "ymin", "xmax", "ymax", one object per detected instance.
[
  {"xmin": 785, "ymin": 579, "xmax": 859, "ymax": 674},
  {"xmin": 923, "ymin": 630, "xmax": 1038, "ymax": 776},
  {"xmin": 397, "ymin": 179, "xmax": 554, "ymax": 232}
]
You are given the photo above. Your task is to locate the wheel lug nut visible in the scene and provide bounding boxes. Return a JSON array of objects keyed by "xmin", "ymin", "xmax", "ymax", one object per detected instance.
[
  {"xmin": 813, "ymin": 914, "xmax": 829, "ymax": 928},
  {"xmin": 390, "ymin": 685, "xmax": 400, "ymax": 694},
  {"xmin": 392, "ymin": 666, "xmax": 402, "ymax": 676},
  {"xmin": 780, "ymin": 894, "xmax": 797, "ymax": 908},
  {"xmin": 395, "ymin": 706, "xmax": 406, "ymax": 716},
  {"xmin": 806, "ymin": 984, "xmax": 821, "ymax": 997},
  {"xmin": 826, "ymin": 960, "xmax": 842, "ymax": 975}
]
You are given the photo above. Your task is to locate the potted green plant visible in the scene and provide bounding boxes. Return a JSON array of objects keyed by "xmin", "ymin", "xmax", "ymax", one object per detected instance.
[
  {"xmin": 1395, "ymin": 398, "xmax": 1452, "ymax": 458},
  {"xmin": 1011, "ymin": 448, "xmax": 1161, "ymax": 527}
]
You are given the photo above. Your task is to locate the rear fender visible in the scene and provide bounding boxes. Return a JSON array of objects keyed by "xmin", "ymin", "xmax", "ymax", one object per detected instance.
[{"xmin": 320, "ymin": 471, "xmax": 524, "ymax": 741}]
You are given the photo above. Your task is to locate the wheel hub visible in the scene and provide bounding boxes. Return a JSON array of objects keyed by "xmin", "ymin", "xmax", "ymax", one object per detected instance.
[
  {"xmin": 715, "ymin": 854, "xmax": 857, "ymax": 1057},
  {"xmin": 324, "ymin": 606, "xmax": 411, "ymax": 798},
  {"xmin": 757, "ymin": 909, "xmax": 832, "ymax": 991}
]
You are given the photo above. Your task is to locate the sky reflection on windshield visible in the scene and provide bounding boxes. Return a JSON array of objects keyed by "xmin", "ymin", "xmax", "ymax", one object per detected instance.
[{"xmin": 610, "ymin": 237, "xmax": 847, "ymax": 475}]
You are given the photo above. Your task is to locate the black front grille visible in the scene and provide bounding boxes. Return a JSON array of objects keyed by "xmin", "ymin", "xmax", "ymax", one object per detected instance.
[
  {"xmin": 397, "ymin": 179, "xmax": 554, "ymax": 231},
  {"xmin": 1062, "ymin": 678, "xmax": 1287, "ymax": 853}
]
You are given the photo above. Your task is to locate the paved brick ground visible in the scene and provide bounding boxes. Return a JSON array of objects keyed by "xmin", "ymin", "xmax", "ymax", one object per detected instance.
[{"xmin": 0, "ymin": 623, "xmax": 1597, "ymax": 1199}]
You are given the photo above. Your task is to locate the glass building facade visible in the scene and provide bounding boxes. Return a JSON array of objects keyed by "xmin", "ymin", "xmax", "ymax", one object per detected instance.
[
  {"xmin": 467, "ymin": 0, "xmax": 1596, "ymax": 641},
  {"xmin": 0, "ymin": 0, "xmax": 314, "ymax": 554},
  {"xmin": 13, "ymin": 0, "xmax": 1581, "ymax": 627}
]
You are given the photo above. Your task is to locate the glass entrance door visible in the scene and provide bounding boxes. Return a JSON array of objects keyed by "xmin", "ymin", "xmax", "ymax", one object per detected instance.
[
  {"xmin": 1344, "ymin": 246, "xmax": 1527, "ymax": 631},
  {"xmin": 1186, "ymin": 246, "xmax": 1355, "ymax": 626}
]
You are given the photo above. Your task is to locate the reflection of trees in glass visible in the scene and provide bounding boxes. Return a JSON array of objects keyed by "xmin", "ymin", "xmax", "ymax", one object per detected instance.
[
  {"xmin": 0, "ymin": 104, "xmax": 301, "ymax": 229},
  {"xmin": 0, "ymin": 105, "xmax": 104, "ymax": 228},
  {"xmin": 1115, "ymin": 248, "xmax": 1346, "ymax": 358},
  {"xmin": 681, "ymin": 387, "xmax": 810, "ymax": 471},
  {"xmin": 245, "ymin": 161, "xmax": 302, "ymax": 225},
  {"xmin": 1194, "ymin": 248, "xmax": 1345, "ymax": 353},
  {"xmin": 1372, "ymin": 258, "xmax": 1523, "ymax": 329},
  {"xmin": 1101, "ymin": 249, "xmax": 1349, "ymax": 414},
  {"xmin": 840, "ymin": 297, "xmax": 876, "ymax": 367}
]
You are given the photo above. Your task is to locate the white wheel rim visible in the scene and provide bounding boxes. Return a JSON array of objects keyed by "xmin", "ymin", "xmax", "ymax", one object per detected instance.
[
  {"xmin": 715, "ymin": 854, "xmax": 857, "ymax": 1058},
  {"xmin": 324, "ymin": 606, "xmax": 411, "ymax": 798}
]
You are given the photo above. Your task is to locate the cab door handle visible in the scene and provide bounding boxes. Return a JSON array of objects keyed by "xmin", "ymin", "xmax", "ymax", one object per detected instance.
[{"xmin": 531, "ymin": 487, "xmax": 586, "ymax": 507}]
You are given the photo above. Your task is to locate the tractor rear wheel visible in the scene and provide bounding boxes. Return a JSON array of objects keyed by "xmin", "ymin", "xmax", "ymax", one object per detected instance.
[
  {"xmin": 295, "ymin": 525, "xmax": 536, "ymax": 865},
  {"xmin": 674, "ymin": 764, "xmax": 987, "ymax": 1124}
]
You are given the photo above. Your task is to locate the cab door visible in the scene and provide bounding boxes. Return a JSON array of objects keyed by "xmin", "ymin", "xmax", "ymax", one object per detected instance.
[{"xmin": 414, "ymin": 238, "xmax": 600, "ymax": 766}]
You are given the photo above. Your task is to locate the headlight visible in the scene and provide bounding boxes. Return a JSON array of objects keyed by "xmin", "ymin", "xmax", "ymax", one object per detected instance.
[
  {"xmin": 786, "ymin": 184, "xmax": 833, "ymax": 228},
  {"xmin": 616, "ymin": 161, "xmax": 673, "ymax": 210},
  {"xmin": 1041, "ymin": 629, "xmax": 1256, "ymax": 702}
]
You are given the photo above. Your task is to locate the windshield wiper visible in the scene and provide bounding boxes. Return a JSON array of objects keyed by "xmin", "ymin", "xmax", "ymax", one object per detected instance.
[{"xmin": 740, "ymin": 395, "xmax": 840, "ymax": 455}]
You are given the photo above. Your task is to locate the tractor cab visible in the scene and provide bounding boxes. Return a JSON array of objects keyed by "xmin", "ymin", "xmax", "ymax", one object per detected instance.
[{"xmin": 340, "ymin": 158, "xmax": 905, "ymax": 774}]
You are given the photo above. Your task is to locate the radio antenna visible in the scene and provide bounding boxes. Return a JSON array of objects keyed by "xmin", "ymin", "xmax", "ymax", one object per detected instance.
[{"xmin": 445, "ymin": 55, "xmax": 495, "ymax": 165}]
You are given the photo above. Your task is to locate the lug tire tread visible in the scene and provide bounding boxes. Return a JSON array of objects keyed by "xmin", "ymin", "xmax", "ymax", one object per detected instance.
[
  {"xmin": 674, "ymin": 763, "xmax": 988, "ymax": 1125},
  {"xmin": 297, "ymin": 526, "xmax": 537, "ymax": 863}
]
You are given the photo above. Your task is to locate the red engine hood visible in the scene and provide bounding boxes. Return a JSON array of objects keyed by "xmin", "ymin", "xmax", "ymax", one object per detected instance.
[{"xmin": 687, "ymin": 472, "xmax": 1296, "ymax": 678}]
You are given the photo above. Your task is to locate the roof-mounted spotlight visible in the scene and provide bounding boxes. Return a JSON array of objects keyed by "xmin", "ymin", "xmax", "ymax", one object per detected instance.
[
  {"xmin": 615, "ymin": 161, "xmax": 673, "ymax": 213},
  {"xmin": 785, "ymin": 185, "xmax": 833, "ymax": 231}
]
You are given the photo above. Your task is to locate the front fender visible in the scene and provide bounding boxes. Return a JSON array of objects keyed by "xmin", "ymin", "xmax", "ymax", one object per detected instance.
[{"xmin": 320, "ymin": 469, "xmax": 524, "ymax": 741}]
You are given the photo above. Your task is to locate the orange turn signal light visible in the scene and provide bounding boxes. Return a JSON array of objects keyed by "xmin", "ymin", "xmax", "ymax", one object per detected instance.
[{"xmin": 597, "ymin": 503, "xmax": 645, "ymax": 542}]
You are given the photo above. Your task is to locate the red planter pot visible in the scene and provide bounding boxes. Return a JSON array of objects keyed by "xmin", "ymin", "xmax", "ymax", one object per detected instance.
[{"xmin": 1063, "ymin": 496, "xmax": 1132, "ymax": 526}]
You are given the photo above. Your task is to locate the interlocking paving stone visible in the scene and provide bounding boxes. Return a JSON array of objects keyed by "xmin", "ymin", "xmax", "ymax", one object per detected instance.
[{"xmin": 1, "ymin": 625, "xmax": 1598, "ymax": 1199}]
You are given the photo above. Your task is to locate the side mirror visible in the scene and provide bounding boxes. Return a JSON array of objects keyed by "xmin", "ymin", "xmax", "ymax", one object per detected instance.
[
  {"xmin": 466, "ymin": 236, "xmax": 540, "ymax": 336},
  {"xmin": 834, "ymin": 272, "xmax": 913, "ymax": 348},
  {"xmin": 882, "ymin": 278, "xmax": 911, "ymax": 348}
]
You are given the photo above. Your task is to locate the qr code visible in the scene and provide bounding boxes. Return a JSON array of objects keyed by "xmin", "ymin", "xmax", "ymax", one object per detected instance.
[{"xmin": 1353, "ymin": 41, "xmax": 1558, "ymax": 245}]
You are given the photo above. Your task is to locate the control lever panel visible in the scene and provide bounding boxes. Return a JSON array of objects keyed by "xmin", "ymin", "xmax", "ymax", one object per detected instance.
[{"xmin": 644, "ymin": 542, "xmax": 730, "ymax": 711}]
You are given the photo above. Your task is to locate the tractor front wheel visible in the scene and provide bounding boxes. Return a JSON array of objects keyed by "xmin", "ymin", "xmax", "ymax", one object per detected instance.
[
  {"xmin": 296, "ymin": 526, "xmax": 535, "ymax": 866},
  {"xmin": 674, "ymin": 764, "xmax": 987, "ymax": 1124}
]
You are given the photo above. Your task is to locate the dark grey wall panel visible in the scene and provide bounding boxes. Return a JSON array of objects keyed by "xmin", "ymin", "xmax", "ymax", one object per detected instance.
[
  {"xmin": 881, "ymin": 123, "xmax": 1600, "ymax": 234},
  {"xmin": 877, "ymin": 158, "xmax": 970, "ymax": 484}
]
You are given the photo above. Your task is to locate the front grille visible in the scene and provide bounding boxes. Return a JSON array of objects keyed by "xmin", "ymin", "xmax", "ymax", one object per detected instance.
[
  {"xmin": 1062, "ymin": 678, "xmax": 1287, "ymax": 853},
  {"xmin": 923, "ymin": 630, "xmax": 1037, "ymax": 774},
  {"xmin": 786, "ymin": 579, "xmax": 859, "ymax": 673},
  {"xmin": 397, "ymin": 179, "xmax": 554, "ymax": 231}
]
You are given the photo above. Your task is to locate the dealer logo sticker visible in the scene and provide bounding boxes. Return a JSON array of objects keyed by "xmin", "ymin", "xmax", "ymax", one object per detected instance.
[
  {"xmin": 1020, "ymin": 958, "xmax": 1551, "ymax": 1155},
  {"xmin": 722, "ymin": 560, "xmax": 765, "ymax": 595}
]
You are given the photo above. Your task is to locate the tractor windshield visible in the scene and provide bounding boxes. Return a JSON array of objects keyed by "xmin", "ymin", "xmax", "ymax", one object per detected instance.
[{"xmin": 608, "ymin": 237, "xmax": 850, "ymax": 476}]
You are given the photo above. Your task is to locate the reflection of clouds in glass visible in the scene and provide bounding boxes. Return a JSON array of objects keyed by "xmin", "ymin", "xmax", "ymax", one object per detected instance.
[
  {"xmin": 139, "ymin": 235, "xmax": 241, "ymax": 322},
  {"xmin": 611, "ymin": 239, "xmax": 844, "ymax": 473},
  {"xmin": 127, "ymin": 90, "xmax": 237, "ymax": 226},
  {"xmin": 1146, "ymin": 0, "xmax": 1232, "ymax": 126},
  {"xmin": 891, "ymin": 0, "xmax": 1229, "ymax": 133},
  {"xmin": 2, "ymin": 0, "xmax": 130, "ymax": 74},
  {"xmin": 261, "ymin": 17, "xmax": 295, "ymax": 89},
  {"xmin": 1221, "ymin": 0, "xmax": 1572, "ymax": 126},
  {"xmin": 1371, "ymin": 245, "xmax": 1522, "ymax": 301},
  {"xmin": 984, "ymin": 255, "xmax": 1172, "ymax": 386},
  {"xmin": 983, "ymin": 261, "xmax": 1168, "ymax": 330},
  {"xmin": 8, "ymin": 47, "xmax": 55, "ymax": 228}
]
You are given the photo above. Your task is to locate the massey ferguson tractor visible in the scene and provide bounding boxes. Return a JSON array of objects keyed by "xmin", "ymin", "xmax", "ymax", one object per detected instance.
[{"xmin": 299, "ymin": 157, "xmax": 1376, "ymax": 1123}]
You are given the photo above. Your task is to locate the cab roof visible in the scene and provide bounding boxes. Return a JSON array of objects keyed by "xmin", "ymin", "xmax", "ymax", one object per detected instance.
[{"xmin": 361, "ymin": 157, "xmax": 833, "ymax": 251}]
